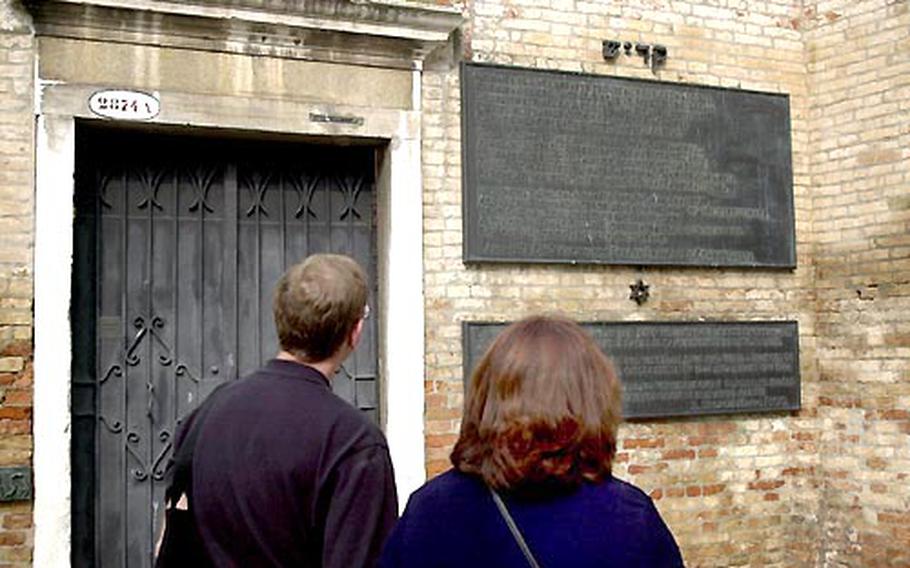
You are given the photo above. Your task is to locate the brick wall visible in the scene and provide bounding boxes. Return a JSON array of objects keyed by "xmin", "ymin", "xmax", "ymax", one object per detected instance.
[
  {"xmin": 422, "ymin": 1, "xmax": 823, "ymax": 566},
  {"xmin": 807, "ymin": 1, "xmax": 910, "ymax": 566},
  {"xmin": 0, "ymin": 0, "xmax": 33, "ymax": 566},
  {"xmin": 0, "ymin": 0, "xmax": 905, "ymax": 565}
]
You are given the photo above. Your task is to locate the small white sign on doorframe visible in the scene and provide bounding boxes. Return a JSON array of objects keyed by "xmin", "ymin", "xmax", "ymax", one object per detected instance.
[{"xmin": 88, "ymin": 90, "xmax": 160, "ymax": 121}]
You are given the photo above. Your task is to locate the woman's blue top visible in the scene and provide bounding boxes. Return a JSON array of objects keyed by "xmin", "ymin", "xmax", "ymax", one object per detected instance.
[{"xmin": 379, "ymin": 470, "xmax": 684, "ymax": 568}]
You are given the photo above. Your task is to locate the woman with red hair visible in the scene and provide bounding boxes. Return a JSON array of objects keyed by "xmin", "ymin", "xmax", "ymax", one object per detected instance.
[{"xmin": 379, "ymin": 316, "xmax": 684, "ymax": 567}]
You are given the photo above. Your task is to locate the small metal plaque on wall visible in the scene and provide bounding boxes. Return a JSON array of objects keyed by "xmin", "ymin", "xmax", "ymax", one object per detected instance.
[
  {"xmin": 88, "ymin": 90, "xmax": 160, "ymax": 121},
  {"xmin": 463, "ymin": 321, "xmax": 801, "ymax": 419},
  {"xmin": 0, "ymin": 467, "xmax": 32, "ymax": 502}
]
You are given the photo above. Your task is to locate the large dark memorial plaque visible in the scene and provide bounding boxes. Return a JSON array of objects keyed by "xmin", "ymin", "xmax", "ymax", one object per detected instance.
[
  {"xmin": 463, "ymin": 321, "xmax": 800, "ymax": 419},
  {"xmin": 462, "ymin": 63, "xmax": 796, "ymax": 267}
]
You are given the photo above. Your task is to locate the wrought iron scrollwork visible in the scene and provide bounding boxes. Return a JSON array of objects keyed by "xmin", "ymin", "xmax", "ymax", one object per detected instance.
[
  {"xmin": 100, "ymin": 418, "xmax": 176, "ymax": 483},
  {"xmin": 104, "ymin": 313, "xmax": 203, "ymax": 392},
  {"xmin": 338, "ymin": 176, "xmax": 364, "ymax": 221},
  {"xmin": 136, "ymin": 168, "xmax": 167, "ymax": 212},
  {"xmin": 175, "ymin": 364, "xmax": 201, "ymax": 383},
  {"xmin": 97, "ymin": 313, "xmax": 206, "ymax": 484},
  {"xmin": 99, "ymin": 416, "xmax": 124, "ymax": 434},
  {"xmin": 126, "ymin": 431, "xmax": 149, "ymax": 481},
  {"xmin": 120, "ymin": 429, "xmax": 176, "ymax": 483},
  {"xmin": 287, "ymin": 172, "xmax": 320, "ymax": 219},
  {"xmin": 99, "ymin": 364, "xmax": 123, "ymax": 385},
  {"xmin": 151, "ymin": 431, "xmax": 173, "ymax": 481},
  {"xmin": 187, "ymin": 166, "xmax": 217, "ymax": 213},
  {"xmin": 125, "ymin": 316, "xmax": 172, "ymax": 367},
  {"xmin": 125, "ymin": 317, "xmax": 150, "ymax": 366},
  {"xmin": 242, "ymin": 170, "xmax": 273, "ymax": 217}
]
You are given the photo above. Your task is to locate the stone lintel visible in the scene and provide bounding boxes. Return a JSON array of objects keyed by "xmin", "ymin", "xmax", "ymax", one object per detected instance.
[{"xmin": 26, "ymin": 0, "xmax": 464, "ymax": 69}]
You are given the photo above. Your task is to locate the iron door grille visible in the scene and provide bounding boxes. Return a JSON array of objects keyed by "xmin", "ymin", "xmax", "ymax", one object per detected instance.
[{"xmin": 72, "ymin": 127, "xmax": 379, "ymax": 567}]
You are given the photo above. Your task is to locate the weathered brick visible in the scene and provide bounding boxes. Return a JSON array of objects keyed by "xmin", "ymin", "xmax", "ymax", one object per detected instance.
[
  {"xmin": 0, "ymin": 516, "xmax": 29, "ymax": 531},
  {"xmin": 0, "ymin": 0, "xmax": 901, "ymax": 564},
  {"xmin": 422, "ymin": 0, "xmax": 833, "ymax": 563}
]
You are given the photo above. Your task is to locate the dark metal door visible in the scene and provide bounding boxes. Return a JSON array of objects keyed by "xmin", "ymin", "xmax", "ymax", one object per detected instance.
[{"xmin": 72, "ymin": 127, "xmax": 378, "ymax": 567}]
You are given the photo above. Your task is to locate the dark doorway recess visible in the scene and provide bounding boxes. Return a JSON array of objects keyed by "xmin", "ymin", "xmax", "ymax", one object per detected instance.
[{"xmin": 71, "ymin": 125, "xmax": 379, "ymax": 567}]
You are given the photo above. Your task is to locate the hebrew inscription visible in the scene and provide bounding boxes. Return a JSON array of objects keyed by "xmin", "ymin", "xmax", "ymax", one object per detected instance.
[
  {"xmin": 461, "ymin": 63, "xmax": 796, "ymax": 267},
  {"xmin": 463, "ymin": 321, "xmax": 800, "ymax": 419}
]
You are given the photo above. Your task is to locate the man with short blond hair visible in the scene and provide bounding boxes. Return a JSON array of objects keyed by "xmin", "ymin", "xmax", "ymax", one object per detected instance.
[
  {"xmin": 167, "ymin": 254, "xmax": 397, "ymax": 567},
  {"xmin": 273, "ymin": 254, "xmax": 369, "ymax": 363}
]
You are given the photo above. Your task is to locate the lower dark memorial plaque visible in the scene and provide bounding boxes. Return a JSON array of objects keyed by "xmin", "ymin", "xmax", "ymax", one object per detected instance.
[{"xmin": 463, "ymin": 321, "xmax": 800, "ymax": 419}]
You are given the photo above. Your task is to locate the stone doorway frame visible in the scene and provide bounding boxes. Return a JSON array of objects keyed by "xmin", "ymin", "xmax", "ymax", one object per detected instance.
[
  {"xmin": 34, "ymin": 81, "xmax": 426, "ymax": 568},
  {"xmin": 29, "ymin": 2, "xmax": 461, "ymax": 564}
]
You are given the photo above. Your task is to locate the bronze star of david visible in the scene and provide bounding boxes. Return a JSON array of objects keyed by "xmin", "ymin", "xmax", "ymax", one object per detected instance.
[{"xmin": 629, "ymin": 279, "xmax": 650, "ymax": 306}]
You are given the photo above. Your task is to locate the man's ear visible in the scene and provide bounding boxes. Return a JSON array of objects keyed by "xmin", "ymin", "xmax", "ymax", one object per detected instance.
[{"xmin": 349, "ymin": 318, "xmax": 365, "ymax": 350}]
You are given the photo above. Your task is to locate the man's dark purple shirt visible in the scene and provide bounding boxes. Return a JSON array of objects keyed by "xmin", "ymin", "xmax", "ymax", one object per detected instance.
[
  {"xmin": 176, "ymin": 359, "xmax": 397, "ymax": 567},
  {"xmin": 379, "ymin": 470, "xmax": 684, "ymax": 568}
]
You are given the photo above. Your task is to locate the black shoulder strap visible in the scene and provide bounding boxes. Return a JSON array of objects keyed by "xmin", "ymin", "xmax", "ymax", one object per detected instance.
[{"xmin": 489, "ymin": 487, "xmax": 542, "ymax": 568}]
